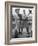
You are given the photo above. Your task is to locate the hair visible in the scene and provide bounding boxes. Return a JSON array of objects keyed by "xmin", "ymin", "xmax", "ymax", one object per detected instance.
[{"xmin": 15, "ymin": 9, "xmax": 20, "ymax": 12}]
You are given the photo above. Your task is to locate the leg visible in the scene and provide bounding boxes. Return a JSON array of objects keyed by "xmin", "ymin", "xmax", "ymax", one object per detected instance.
[
  {"xmin": 26, "ymin": 27, "xmax": 29, "ymax": 34},
  {"xmin": 19, "ymin": 27, "xmax": 20, "ymax": 33},
  {"xmin": 21, "ymin": 27, "xmax": 23, "ymax": 34}
]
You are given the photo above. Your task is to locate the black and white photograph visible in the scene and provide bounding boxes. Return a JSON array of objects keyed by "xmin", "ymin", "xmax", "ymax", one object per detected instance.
[
  {"xmin": 5, "ymin": 2, "xmax": 37, "ymax": 44},
  {"xmin": 11, "ymin": 7, "xmax": 32, "ymax": 38}
]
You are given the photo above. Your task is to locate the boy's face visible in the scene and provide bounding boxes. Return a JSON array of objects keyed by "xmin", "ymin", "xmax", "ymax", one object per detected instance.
[{"xmin": 15, "ymin": 9, "xmax": 20, "ymax": 14}]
